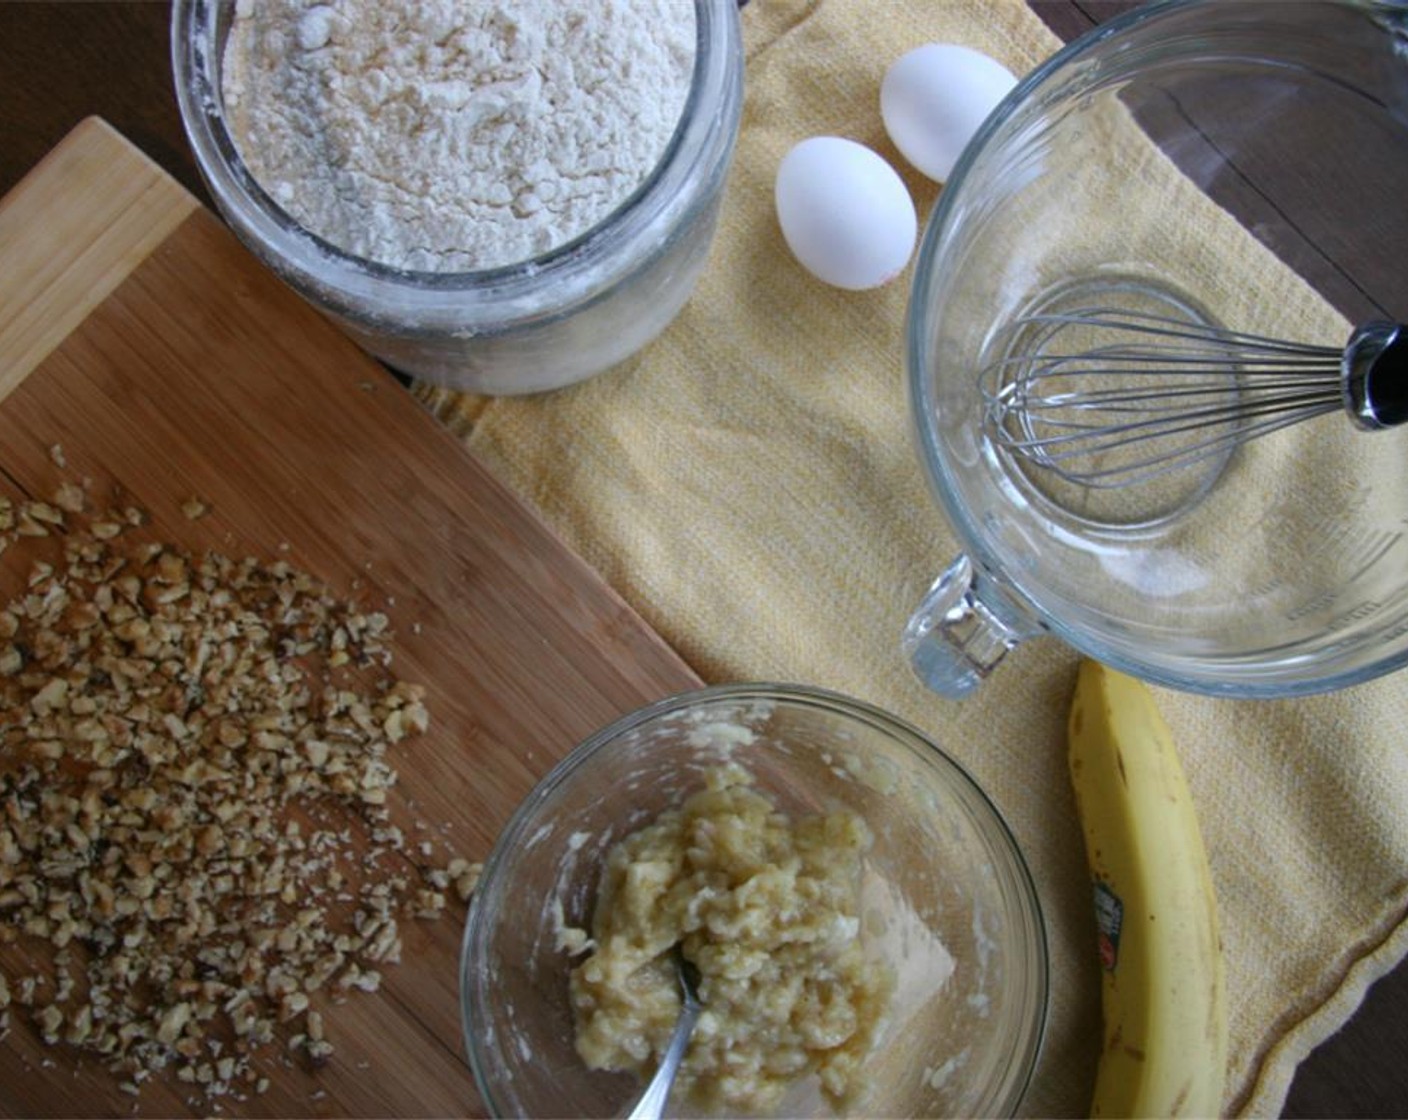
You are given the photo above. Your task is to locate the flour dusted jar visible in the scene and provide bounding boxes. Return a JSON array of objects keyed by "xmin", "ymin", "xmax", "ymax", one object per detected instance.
[{"xmin": 172, "ymin": 0, "xmax": 743, "ymax": 394}]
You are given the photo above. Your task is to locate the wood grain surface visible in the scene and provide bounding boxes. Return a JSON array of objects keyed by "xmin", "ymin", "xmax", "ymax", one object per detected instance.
[
  {"xmin": 0, "ymin": 117, "xmax": 700, "ymax": 1116},
  {"xmin": 0, "ymin": 3, "xmax": 1405, "ymax": 1118}
]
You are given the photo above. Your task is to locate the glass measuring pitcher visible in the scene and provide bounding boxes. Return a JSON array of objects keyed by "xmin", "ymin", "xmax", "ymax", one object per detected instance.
[{"xmin": 904, "ymin": 0, "xmax": 1408, "ymax": 699}]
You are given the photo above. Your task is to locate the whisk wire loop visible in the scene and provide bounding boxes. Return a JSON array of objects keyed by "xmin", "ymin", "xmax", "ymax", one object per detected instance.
[{"xmin": 980, "ymin": 308, "xmax": 1406, "ymax": 489}]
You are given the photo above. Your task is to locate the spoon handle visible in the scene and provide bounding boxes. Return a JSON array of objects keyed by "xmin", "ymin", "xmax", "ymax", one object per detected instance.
[{"xmin": 625, "ymin": 1000, "xmax": 702, "ymax": 1120}]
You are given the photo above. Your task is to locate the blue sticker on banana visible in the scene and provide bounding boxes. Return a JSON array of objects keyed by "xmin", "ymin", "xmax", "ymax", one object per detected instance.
[{"xmin": 1093, "ymin": 880, "xmax": 1123, "ymax": 971}]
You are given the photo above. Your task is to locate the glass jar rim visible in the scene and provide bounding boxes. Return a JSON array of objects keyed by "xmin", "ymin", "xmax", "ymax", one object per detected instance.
[{"xmin": 171, "ymin": 0, "xmax": 741, "ymax": 328}]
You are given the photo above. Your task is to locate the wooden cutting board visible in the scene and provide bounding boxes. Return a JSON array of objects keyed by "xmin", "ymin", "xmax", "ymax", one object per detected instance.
[{"xmin": 0, "ymin": 117, "xmax": 702, "ymax": 1117}]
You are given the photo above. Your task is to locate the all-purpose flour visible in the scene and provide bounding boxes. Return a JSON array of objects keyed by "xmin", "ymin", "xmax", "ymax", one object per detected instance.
[{"xmin": 221, "ymin": 0, "xmax": 696, "ymax": 272}]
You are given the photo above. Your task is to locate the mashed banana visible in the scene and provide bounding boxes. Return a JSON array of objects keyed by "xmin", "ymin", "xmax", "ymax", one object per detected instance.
[{"xmin": 567, "ymin": 764, "xmax": 893, "ymax": 1113}]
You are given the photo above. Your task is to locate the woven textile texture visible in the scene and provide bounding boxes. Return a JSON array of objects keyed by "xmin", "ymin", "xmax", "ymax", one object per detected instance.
[{"xmin": 417, "ymin": 1, "xmax": 1408, "ymax": 1113}]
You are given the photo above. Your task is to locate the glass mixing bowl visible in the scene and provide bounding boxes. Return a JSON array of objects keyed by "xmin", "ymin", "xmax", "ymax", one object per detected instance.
[
  {"xmin": 460, "ymin": 684, "xmax": 1047, "ymax": 1118},
  {"xmin": 171, "ymin": 0, "xmax": 742, "ymax": 394},
  {"xmin": 904, "ymin": 0, "xmax": 1408, "ymax": 698}
]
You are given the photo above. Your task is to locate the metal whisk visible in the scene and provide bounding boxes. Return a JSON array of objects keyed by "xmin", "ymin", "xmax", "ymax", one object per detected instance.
[{"xmin": 980, "ymin": 309, "xmax": 1408, "ymax": 488}]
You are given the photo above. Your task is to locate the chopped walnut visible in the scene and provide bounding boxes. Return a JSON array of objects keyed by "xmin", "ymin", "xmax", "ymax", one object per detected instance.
[
  {"xmin": 446, "ymin": 858, "xmax": 484, "ymax": 903},
  {"xmin": 52, "ymin": 482, "xmax": 85, "ymax": 514},
  {"xmin": 0, "ymin": 491, "xmax": 482, "ymax": 1104}
]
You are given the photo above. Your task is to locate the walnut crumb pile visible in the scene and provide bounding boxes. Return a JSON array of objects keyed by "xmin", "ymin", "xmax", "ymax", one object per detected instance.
[{"xmin": 0, "ymin": 486, "xmax": 482, "ymax": 1102}]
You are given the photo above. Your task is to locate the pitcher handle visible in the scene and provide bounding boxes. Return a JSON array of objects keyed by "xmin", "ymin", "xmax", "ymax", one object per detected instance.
[{"xmin": 902, "ymin": 554, "xmax": 1044, "ymax": 698}]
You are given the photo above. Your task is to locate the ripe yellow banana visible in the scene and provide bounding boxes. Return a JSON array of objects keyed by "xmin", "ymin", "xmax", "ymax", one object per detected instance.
[{"xmin": 1067, "ymin": 660, "xmax": 1227, "ymax": 1119}]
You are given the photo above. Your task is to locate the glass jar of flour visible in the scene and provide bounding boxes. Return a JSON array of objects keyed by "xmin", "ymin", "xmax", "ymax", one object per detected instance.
[{"xmin": 172, "ymin": 0, "xmax": 743, "ymax": 395}]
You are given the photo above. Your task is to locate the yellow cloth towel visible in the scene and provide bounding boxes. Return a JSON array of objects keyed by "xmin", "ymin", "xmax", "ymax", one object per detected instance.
[{"xmin": 418, "ymin": 1, "xmax": 1408, "ymax": 1114}]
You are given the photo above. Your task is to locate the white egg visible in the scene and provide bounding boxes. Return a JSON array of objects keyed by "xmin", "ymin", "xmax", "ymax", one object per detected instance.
[
  {"xmin": 774, "ymin": 137, "xmax": 917, "ymax": 291},
  {"xmin": 881, "ymin": 43, "xmax": 1018, "ymax": 182}
]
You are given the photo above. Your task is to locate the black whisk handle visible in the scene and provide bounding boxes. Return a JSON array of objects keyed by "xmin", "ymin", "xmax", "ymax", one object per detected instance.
[{"xmin": 1344, "ymin": 320, "xmax": 1408, "ymax": 429}]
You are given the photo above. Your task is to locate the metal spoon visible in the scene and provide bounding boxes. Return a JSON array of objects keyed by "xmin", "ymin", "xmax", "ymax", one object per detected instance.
[{"xmin": 626, "ymin": 946, "xmax": 703, "ymax": 1120}]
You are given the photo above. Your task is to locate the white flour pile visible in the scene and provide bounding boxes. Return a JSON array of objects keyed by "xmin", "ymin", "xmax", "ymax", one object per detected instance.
[{"xmin": 221, "ymin": 0, "xmax": 696, "ymax": 272}]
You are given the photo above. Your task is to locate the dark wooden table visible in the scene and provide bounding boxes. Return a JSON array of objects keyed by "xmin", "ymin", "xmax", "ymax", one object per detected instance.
[{"xmin": 1, "ymin": 2, "xmax": 1405, "ymax": 1116}]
